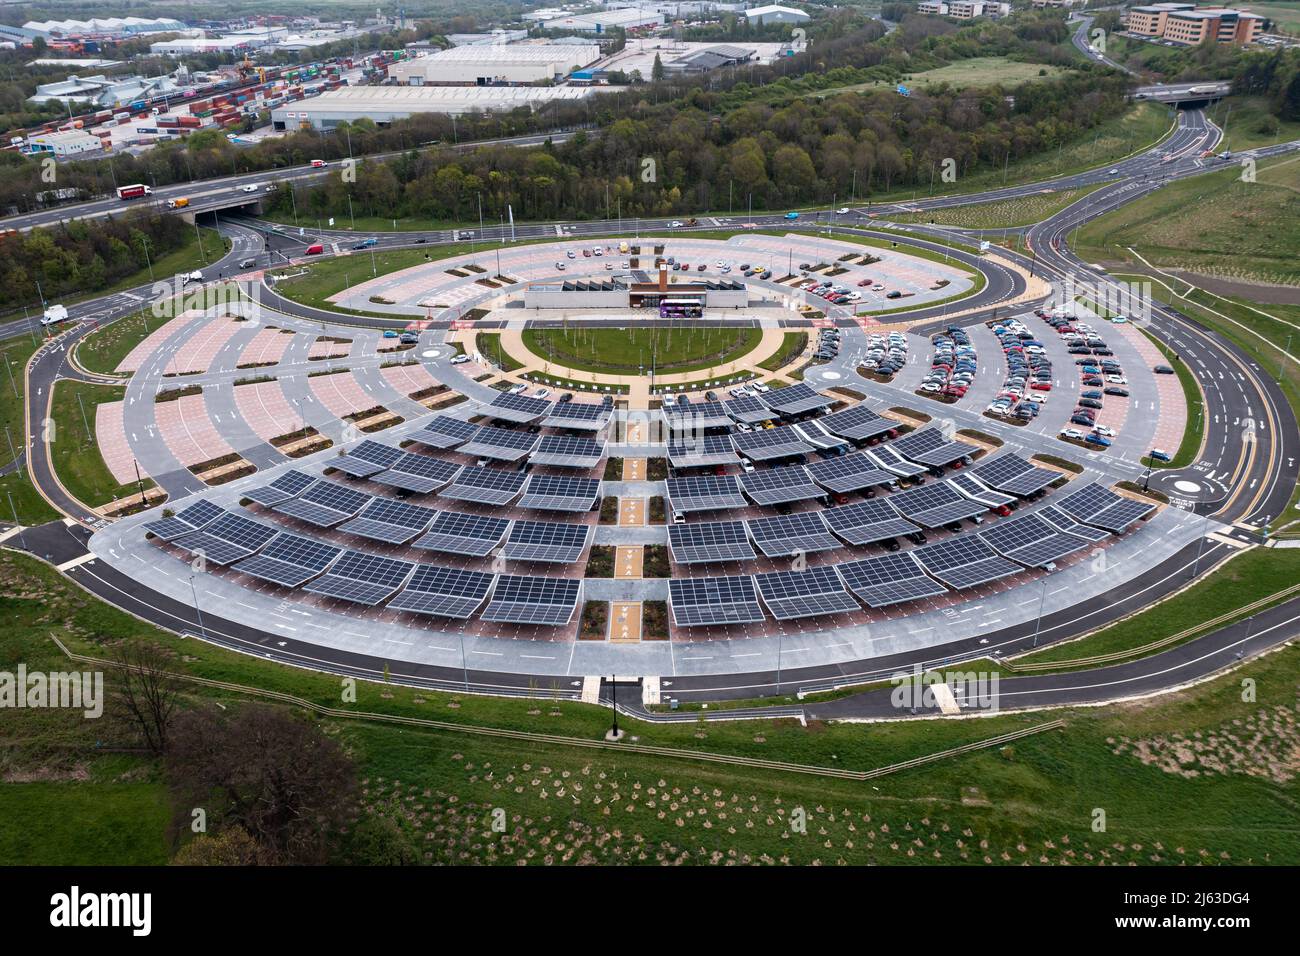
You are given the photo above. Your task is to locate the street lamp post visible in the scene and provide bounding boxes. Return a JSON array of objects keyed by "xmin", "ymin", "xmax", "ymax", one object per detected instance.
[{"xmin": 1031, "ymin": 575, "xmax": 1049, "ymax": 647}]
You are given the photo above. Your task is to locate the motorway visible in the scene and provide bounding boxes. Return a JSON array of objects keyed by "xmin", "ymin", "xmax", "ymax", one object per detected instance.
[{"xmin": 5, "ymin": 99, "xmax": 1299, "ymax": 713}]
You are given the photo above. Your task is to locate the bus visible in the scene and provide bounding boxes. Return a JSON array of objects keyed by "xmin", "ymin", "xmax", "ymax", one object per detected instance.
[{"xmin": 660, "ymin": 298, "xmax": 703, "ymax": 319}]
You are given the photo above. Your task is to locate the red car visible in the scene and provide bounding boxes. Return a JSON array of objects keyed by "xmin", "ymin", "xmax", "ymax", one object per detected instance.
[
  {"xmin": 1030, "ymin": 382, "xmax": 1051, "ymax": 391},
  {"xmin": 857, "ymin": 279, "xmax": 872, "ymax": 287}
]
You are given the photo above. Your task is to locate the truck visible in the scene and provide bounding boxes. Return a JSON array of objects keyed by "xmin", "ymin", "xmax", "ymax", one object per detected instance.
[
  {"xmin": 41, "ymin": 304, "xmax": 69, "ymax": 326},
  {"xmin": 167, "ymin": 197, "xmax": 189, "ymax": 209},
  {"xmin": 116, "ymin": 184, "xmax": 152, "ymax": 200}
]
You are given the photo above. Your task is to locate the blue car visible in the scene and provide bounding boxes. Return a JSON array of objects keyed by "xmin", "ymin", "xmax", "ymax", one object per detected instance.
[
  {"xmin": 1149, "ymin": 449, "xmax": 1172, "ymax": 462},
  {"xmin": 1086, "ymin": 433, "xmax": 1112, "ymax": 447},
  {"xmin": 785, "ymin": 211, "xmax": 800, "ymax": 219}
]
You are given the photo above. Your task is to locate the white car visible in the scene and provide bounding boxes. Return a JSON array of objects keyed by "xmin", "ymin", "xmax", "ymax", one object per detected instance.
[
  {"xmin": 1060, "ymin": 428, "xmax": 1084, "ymax": 440},
  {"xmin": 509, "ymin": 383, "xmax": 527, "ymax": 394},
  {"xmin": 729, "ymin": 386, "xmax": 751, "ymax": 397},
  {"xmin": 1095, "ymin": 425, "xmax": 1117, "ymax": 437},
  {"xmin": 534, "ymin": 388, "xmax": 549, "ymax": 398},
  {"xmin": 566, "ymin": 250, "xmax": 575, "ymax": 259},
  {"xmin": 739, "ymin": 458, "xmax": 755, "ymax": 473},
  {"xmin": 751, "ymin": 382, "xmax": 770, "ymax": 393},
  {"xmin": 450, "ymin": 354, "xmax": 470, "ymax": 365},
  {"xmin": 620, "ymin": 261, "xmax": 630, "ymax": 269},
  {"xmin": 593, "ymin": 248, "xmax": 603, "ymax": 256},
  {"xmin": 662, "ymin": 394, "xmax": 678, "ymax": 407},
  {"xmin": 836, "ymin": 207, "xmax": 850, "ymax": 215},
  {"xmin": 1107, "ymin": 375, "xmax": 1127, "ymax": 384},
  {"xmin": 240, "ymin": 184, "xmax": 259, "ymax": 193},
  {"xmin": 670, "ymin": 220, "xmax": 684, "ymax": 227}
]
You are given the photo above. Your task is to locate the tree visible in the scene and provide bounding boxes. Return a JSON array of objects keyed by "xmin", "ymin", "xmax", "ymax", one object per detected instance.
[
  {"xmin": 652, "ymin": 54, "xmax": 666, "ymax": 83},
  {"xmin": 173, "ymin": 826, "xmax": 268, "ymax": 865},
  {"xmin": 166, "ymin": 703, "xmax": 358, "ymax": 864},
  {"xmin": 112, "ymin": 641, "xmax": 181, "ymax": 756}
]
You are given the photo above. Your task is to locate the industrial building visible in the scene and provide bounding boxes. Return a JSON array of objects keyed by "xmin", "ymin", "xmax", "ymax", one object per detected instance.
[
  {"xmin": 26, "ymin": 129, "xmax": 103, "ymax": 157},
  {"xmin": 270, "ymin": 86, "xmax": 598, "ymax": 130},
  {"xmin": 741, "ymin": 5, "xmax": 811, "ymax": 25},
  {"xmin": 149, "ymin": 36, "xmax": 261, "ymax": 55},
  {"xmin": 28, "ymin": 73, "xmax": 180, "ymax": 108},
  {"xmin": 916, "ymin": 1, "xmax": 1011, "ymax": 17},
  {"xmin": 537, "ymin": 8, "xmax": 667, "ymax": 33},
  {"xmin": 19, "ymin": 16, "xmax": 188, "ymax": 41},
  {"xmin": 523, "ymin": 266, "xmax": 748, "ymax": 310},
  {"xmin": 389, "ymin": 45, "xmax": 601, "ymax": 85}
]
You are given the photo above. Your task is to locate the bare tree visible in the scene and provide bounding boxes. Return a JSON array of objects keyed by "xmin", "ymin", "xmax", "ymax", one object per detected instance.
[
  {"xmin": 166, "ymin": 703, "xmax": 357, "ymax": 864},
  {"xmin": 112, "ymin": 641, "xmax": 181, "ymax": 756}
]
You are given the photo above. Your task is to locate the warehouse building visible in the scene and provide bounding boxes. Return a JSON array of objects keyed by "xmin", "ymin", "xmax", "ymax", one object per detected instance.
[
  {"xmin": 21, "ymin": 16, "xmax": 187, "ymax": 41},
  {"xmin": 270, "ymin": 86, "xmax": 597, "ymax": 129},
  {"xmin": 389, "ymin": 45, "xmax": 601, "ymax": 85},
  {"xmin": 741, "ymin": 4, "xmax": 810, "ymax": 25},
  {"xmin": 27, "ymin": 129, "xmax": 103, "ymax": 157},
  {"xmin": 539, "ymin": 9, "xmax": 666, "ymax": 33},
  {"xmin": 149, "ymin": 36, "xmax": 260, "ymax": 55}
]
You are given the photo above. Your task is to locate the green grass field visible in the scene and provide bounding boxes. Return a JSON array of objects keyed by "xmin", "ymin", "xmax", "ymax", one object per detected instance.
[
  {"xmin": 58, "ymin": 227, "xmax": 228, "ymax": 313},
  {"xmin": 49, "ymin": 380, "xmax": 154, "ymax": 508},
  {"xmin": 1213, "ymin": 95, "xmax": 1300, "ymax": 152},
  {"xmin": 2, "ymin": 549, "xmax": 1297, "ymax": 866},
  {"xmin": 75, "ymin": 309, "xmax": 163, "ymax": 378},
  {"xmin": 1074, "ymin": 155, "xmax": 1300, "ymax": 286},
  {"xmin": 890, "ymin": 183, "xmax": 1108, "ymax": 230},
  {"xmin": 522, "ymin": 327, "xmax": 763, "ymax": 376},
  {"xmin": 815, "ymin": 57, "xmax": 1070, "ymax": 96}
]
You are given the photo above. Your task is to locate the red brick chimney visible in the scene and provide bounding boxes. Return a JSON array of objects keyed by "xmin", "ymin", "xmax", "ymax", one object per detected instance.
[{"xmin": 658, "ymin": 265, "xmax": 668, "ymax": 292}]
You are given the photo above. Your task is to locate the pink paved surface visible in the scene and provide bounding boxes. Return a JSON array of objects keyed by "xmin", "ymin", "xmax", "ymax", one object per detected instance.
[
  {"xmin": 309, "ymin": 337, "xmax": 352, "ymax": 360},
  {"xmin": 233, "ymin": 379, "xmax": 303, "ymax": 443},
  {"xmin": 381, "ymin": 361, "xmax": 437, "ymax": 398},
  {"xmin": 163, "ymin": 317, "xmax": 242, "ymax": 377},
  {"xmin": 1121, "ymin": 323, "xmax": 1187, "ymax": 452},
  {"xmin": 154, "ymin": 393, "xmax": 234, "ymax": 467},
  {"xmin": 93, "ymin": 400, "xmax": 140, "ymax": 485},
  {"xmin": 238, "ymin": 327, "xmax": 293, "ymax": 368},
  {"xmin": 310, "ymin": 370, "xmax": 376, "ymax": 418},
  {"xmin": 115, "ymin": 312, "xmax": 203, "ymax": 374}
]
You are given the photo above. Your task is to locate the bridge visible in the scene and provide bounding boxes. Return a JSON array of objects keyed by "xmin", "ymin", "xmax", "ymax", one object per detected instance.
[{"xmin": 1133, "ymin": 82, "xmax": 1231, "ymax": 104}]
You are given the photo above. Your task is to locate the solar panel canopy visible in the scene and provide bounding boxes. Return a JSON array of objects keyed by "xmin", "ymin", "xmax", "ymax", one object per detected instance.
[
  {"xmin": 666, "ymin": 475, "xmax": 747, "ymax": 513},
  {"xmin": 413, "ymin": 415, "xmax": 478, "ymax": 449},
  {"xmin": 144, "ymin": 499, "xmax": 225, "ymax": 541},
  {"xmin": 485, "ymin": 391, "xmax": 553, "ymax": 424},
  {"xmin": 732, "ymin": 424, "xmax": 814, "ymax": 461},
  {"xmin": 891, "ymin": 427, "xmax": 978, "ymax": 467},
  {"xmin": 913, "ymin": 536, "xmax": 1019, "ymax": 589},
  {"xmin": 440, "ymin": 465, "xmax": 527, "ymax": 506},
  {"xmin": 755, "ymin": 566, "xmax": 858, "ymax": 621},
  {"xmin": 822, "ymin": 499, "xmax": 916, "ymax": 545},
  {"xmin": 669, "ymin": 575, "xmax": 764, "ymax": 626},
  {"xmin": 387, "ymin": 566, "xmax": 494, "ymax": 618},
  {"xmin": 480, "ymin": 575, "xmax": 580, "ymax": 625},
  {"xmin": 412, "ymin": 511, "xmax": 510, "ymax": 557},
  {"xmin": 459, "ymin": 425, "xmax": 539, "ymax": 463},
  {"xmin": 337, "ymin": 498, "xmax": 436, "ymax": 544},
  {"xmin": 542, "ymin": 401, "xmax": 610, "ymax": 430},
  {"xmin": 530, "ymin": 435, "xmax": 604, "ymax": 469},
  {"xmin": 724, "ymin": 393, "xmax": 773, "ymax": 424},
  {"xmin": 866, "ymin": 445, "xmax": 927, "ymax": 477},
  {"xmin": 662, "ymin": 400, "xmax": 732, "ymax": 431},
  {"xmin": 233, "ymin": 532, "xmax": 342, "ymax": 588},
  {"xmin": 761, "ymin": 382, "xmax": 834, "ymax": 416},
  {"xmin": 502, "ymin": 520, "xmax": 592, "ymax": 563},
  {"xmin": 807, "ymin": 453, "xmax": 897, "ymax": 494},
  {"xmin": 739, "ymin": 465, "xmax": 824, "ymax": 506},
  {"xmin": 244, "ymin": 469, "xmax": 315, "ymax": 507},
  {"xmin": 173, "ymin": 513, "xmax": 277, "ymax": 565},
  {"xmin": 371, "ymin": 453, "xmax": 461, "ymax": 494},
  {"xmin": 821, "ymin": 404, "xmax": 895, "ymax": 442},
  {"xmin": 971, "ymin": 453, "xmax": 1059, "ymax": 496},
  {"xmin": 667, "ymin": 520, "xmax": 756, "ymax": 564},
  {"xmin": 978, "ymin": 513, "xmax": 1091, "ymax": 568},
  {"xmin": 303, "ymin": 550, "xmax": 414, "ymax": 605},
  {"xmin": 889, "ymin": 481, "xmax": 986, "ymax": 528},
  {"xmin": 667, "ymin": 433, "xmax": 737, "ymax": 468},
  {"xmin": 746, "ymin": 512, "xmax": 840, "ymax": 557},
  {"xmin": 329, "ymin": 439, "xmax": 402, "ymax": 478},
  {"xmin": 273, "ymin": 479, "xmax": 371, "ymax": 527},
  {"xmin": 518, "ymin": 474, "xmax": 601, "ymax": 512},
  {"xmin": 838, "ymin": 553, "xmax": 948, "ymax": 607}
]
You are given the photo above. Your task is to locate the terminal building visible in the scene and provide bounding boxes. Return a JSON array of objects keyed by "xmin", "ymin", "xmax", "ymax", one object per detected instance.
[{"xmin": 523, "ymin": 266, "xmax": 748, "ymax": 313}]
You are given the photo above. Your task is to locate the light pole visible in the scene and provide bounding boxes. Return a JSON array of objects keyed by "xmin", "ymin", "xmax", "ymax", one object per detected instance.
[
  {"xmin": 189, "ymin": 572, "xmax": 208, "ymax": 640},
  {"xmin": 1031, "ymin": 575, "xmax": 1049, "ymax": 647}
]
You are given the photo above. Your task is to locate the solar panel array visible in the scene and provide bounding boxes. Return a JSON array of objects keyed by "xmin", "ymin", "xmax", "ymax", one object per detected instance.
[
  {"xmin": 329, "ymin": 439, "xmax": 403, "ymax": 478},
  {"xmin": 891, "ymin": 428, "xmax": 978, "ymax": 467},
  {"xmin": 412, "ymin": 415, "xmax": 478, "ymax": 449},
  {"xmin": 233, "ymin": 531, "xmax": 342, "ymax": 587},
  {"xmin": 732, "ymin": 425, "xmax": 814, "ymax": 461},
  {"xmin": 822, "ymin": 499, "xmax": 917, "ymax": 546},
  {"xmin": 1038, "ymin": 504, "xmax": 1110, "ymax": 542},
  {"xmin": 530, "ymin": 434, "xmax": 604, "ymax": 469},
  {"xmin": 144, "ymin": 499, "xmax": 225, "ymax": 541},
  {"xmin": 889, "ymin": 481, "xmax": 986, "ymax": 528},
  {"xmin": 761, "ymin": 382, "xmax": 834, "ymax": 416},
  {"xmin": 739, "ymin": 465, "xmax": 823, "ymax": 506},
  {"xmin": 541, "ymin": 401, "xmax": 610, "ymax": 431},
  {"xmin": 370, "ymin": 453, "xmax": 461, "ymax": 494},
  {"xmin": 754, "ymin": 566, "xmax": 858, "ymax": 621},
  {"xmin": 971, "ymin": 453, "xmax": 1059, "ymax": 496},
  {"xmin": 518, "ymin": 474, "xmax": 601, "ymax": 512},
  {"xmin": 481, "ymin": 574, "xmax": 580, "ymax": 625},
  {"xmin": 173, "ymin": 513, "xmax": 278, "ymax": 565},
  {"xmin": 1056, "ymin": 483, "xmax": 1155, "ymax": 533},
  {"xmin": 458, "ymin": 425, "xmax": 539, "ymax": 462},
  {"xmin": 412, "ymin": 511, "xmax": 510, "ymax": 557},
  {"xmin": 666, "ymin": 475, "xmax": 747, "ymax": 513},
  {"xmin": 303, "ymin": 550, "xmax": 414, "ymax": 605},
  {"xmin": 913, "ymin": 536, "xmax": 1019, "ymax": 589},
  {"xmin": 386, "ymin": 566, "xmax": 494, "ymax": 618},
  {"xmin": 948, "ymin": 471, "xmax": 1016, "ymax": 507},
  {"xmin": 485, "ymin": 391, "xmax": 554, "ymax": 423},
  {"xmin": 866, "ymin": 445, "xmax": 927, "ymax": 477},
  {"xmin": 838, "ymin": 553, "xmax": 948, "ymax": 607},
  {"xmin": 502, "ymin": 520, "xmax": 593, "ymax": 563},
  {"xmin": 662, "ymin": 400, "xmax": 733, "ymax": 431},
  {"xmin": 746, "ymin": 512, "xmax": 840, "ymax": 557},
  {"xmin": 669, "ymin": 575, "xmax": 764, "ymax": 626},
  {"xmin": 978, "ymin": 512, "xmax": 1091, "ymax": 568},
  {"xmin": 821, "ymin": 404, "xmax": 895, "ymax": 441},
  {"xmin": 440, "ymin": 465, "xmax": 527, "ymax": 506},
  {"xmin": 667, "ymin": 520, "xmax": 755, "ymax": 564},
  {"xmin": 723, "ymin": 393, "xmax": 772, "ymax": 424},
  {"xmin": 807, "ymin": 453, "xmax": 898, "ymax": 494},
  {"xmin": 667, "ymin": 433, "xmax": 737, "ymax": 468},
  {"xmin": 244, "ymin": 469, "xmax": 315, "ymax": 507},
  {"xmin": 274, "ymin": 479, "xmax": 371, "ymax": 527},
  {"xmin": 337, "ymin": 498, "xmax": 435, "ymax": 545}
]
